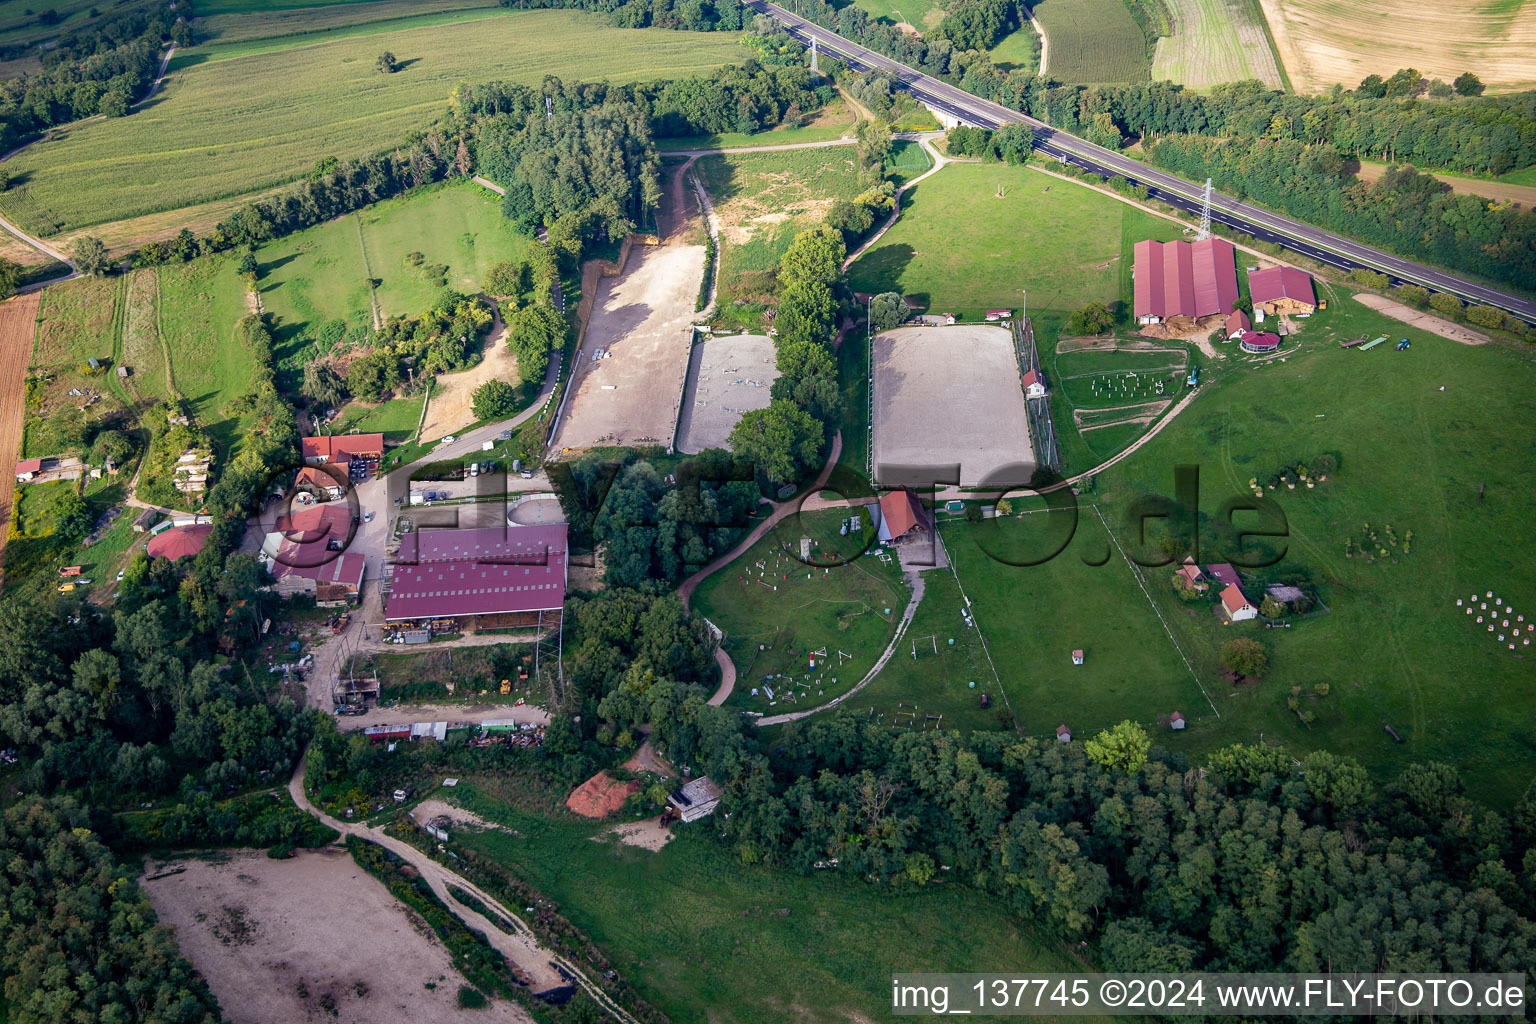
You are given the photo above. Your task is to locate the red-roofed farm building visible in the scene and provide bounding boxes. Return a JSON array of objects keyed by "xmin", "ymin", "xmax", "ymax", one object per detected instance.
[
  {"xmin": 260, "ymin": 504, "xmax": 365, "ymax": 603},
  {"xmin": 1248, "ymin": 266, "xmax": 1316, "ymax": 316},
  {"xmin": 302, "ymin": 434, "xmax": 383, "ymax": 480},
  {"xmin": 384, "ymin": 523, "xmax": 567, "ymax": 631},
  {"xmin": 147, "ymin": 524, "xmax": 213, "ymax": 562},
  {"xmin": 1133, "ymin": 238, "xmax": 1239, "ymax": 332}
]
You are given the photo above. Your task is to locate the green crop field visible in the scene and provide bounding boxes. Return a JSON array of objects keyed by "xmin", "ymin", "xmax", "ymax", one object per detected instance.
[
  {"xmin": 445, "ymin": 782, "xmax": 1099, "ymax": 1024},
  {"xmin": 1078, "ymin": 293, "xmax": 1536, "ymax": 805},
  {"xmin": 1033, "ymin": 0, "xmax": 1149, "ymax": 83},
  {"xmin": 1151, "ymin": 0, "xmax": 1284, "ymax": 89},
  {"xmin": 194, "ymin": 0, "xmax": 503, "ymax": 50},
  {"xmin": 847, "ymin": 162, "xmax": 1182, "ymax": 320},
  {"xmin": 0, "ymin": 11, "xmax": 745, "ymax": 235},
  {"xmin": 943, "ymin": 512, "xmax": 1209, "ymax": 738},
  {"xmin": 695, "ymin": 147, "xmax": 866, "ymax": 316},
  {"xmin": 693, "ymin": 509, "xmax": 908, "ymax": 716}
]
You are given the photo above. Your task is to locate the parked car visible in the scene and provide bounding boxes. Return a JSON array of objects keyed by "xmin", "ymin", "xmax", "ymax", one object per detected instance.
[
  {"xmin": 115, "ymin": 570, "xmax": 125, "ymax": 582},
  {"xmin": 364, "ymin": 511, "xmax": 375, "ymax": 523},
  {"xmin": 442, "ymin": 435, "xmax": 457, "ymax": 444}
]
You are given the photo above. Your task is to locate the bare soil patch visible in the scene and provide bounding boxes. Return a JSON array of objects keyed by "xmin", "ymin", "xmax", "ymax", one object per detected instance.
[
  {"xmin": 1073, "ymin": 399, "xmax": 1171, "ymax": 430},
  {"xmin": 599, "ymin": 815, "xmax": 674, "ymax": 851},
  {"xmin": 1354, "ymin": 159, "xmax": 1536, "ymax": 208},
  {"xmin": 421, "ymin": 298, "xmax": 518, "ymax": 440},
  {"xmin": 1353, "ymin": 293, "xmax": 1489, "ymax": 345},
  {"xmin": 142, "ymin": 848, "xmax": 531, "ymax": 1024},
  {"xmin": 413, "ymin": 797, "xmax": 509, "ymax": 834},
  {"xmin": 564, "ymin": 771, "xmax": 638, "ymax": 819},
  {"xmin": 0, "ymin": 292, "xmax": 40, "ymax": 588}
]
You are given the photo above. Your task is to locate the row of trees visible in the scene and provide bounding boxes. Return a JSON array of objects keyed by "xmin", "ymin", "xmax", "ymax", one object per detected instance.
[{"xmin": 1147, "ymin": 136, "xmax": 1536, "ymax": 293}]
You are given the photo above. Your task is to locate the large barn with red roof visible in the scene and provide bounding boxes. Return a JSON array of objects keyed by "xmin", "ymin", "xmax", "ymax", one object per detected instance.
[
  {"xmin": 1248, "ymin": 266, "xmax": 1316, "ymax": 316},
  {"xmin": 385, "ymin": 523, "xmax": 568, "ymax": 630},
  {"xmin": 260, "ymin": 504, "xmax": 366, "ymax": 602},
  {"xmin": 1133, "ymin": 238, "xmax": 1239, "ymax": 329}
]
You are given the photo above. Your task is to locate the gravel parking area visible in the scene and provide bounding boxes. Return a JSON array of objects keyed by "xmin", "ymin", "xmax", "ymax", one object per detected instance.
[
  {"xmin": 872, "ymin": 324, "xmax": 1034, "ymax": 487},
  {"xmin": 676, "ymin": 333, "xmax": 778, "ymax": 453}
]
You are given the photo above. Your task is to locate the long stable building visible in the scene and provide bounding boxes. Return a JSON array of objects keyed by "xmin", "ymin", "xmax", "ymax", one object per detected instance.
[
  {"xmin": 1133, "ymin": 238, "xmax": 1239, "ymax": 327},
  {"xmin": 385, "ymin": 523, "xmax": 568, "ymax": 630}
]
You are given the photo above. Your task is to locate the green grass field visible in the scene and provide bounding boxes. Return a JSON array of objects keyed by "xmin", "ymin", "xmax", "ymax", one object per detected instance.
[
  {"xmin": 1054, "ymin": 347, "xmax": 1188, "ymax": 407},
  {"xmin": 0, "ymin": 11, "xmax": 745, "ymax": 235},
  {"xmin": 847, "ymin": 162, "xmax": 1181, "ymax": 320},
  {"xmin": 696, "ymin": 147, "xmax": 867, "ymax": 315},
  {"xmin": 989, "ymin": 23, "xmax": 1042, "ymax": 72},
  {"xmin": 847, "ymin": 561, "xmax": 1014, "ymax": 734},
  {"xmin": 693, "ymin": 509, "xmax": 908, "ymax": 715},
  {"xmin": 193, "ymin": 0, "xmax": 504, "ymax": 51},
  {"xmin": 1082, "ymin": 292, "xmax": 1536, "ymax": 805},
  {"xmin": 155, "ymin": 255, "xmax": 261, "ymax": 455},
  {"xmin": 851, "ymin": 0, "xmax": 949, "ymax": 30},
  {"xmin": 331, "ymin": 392, "xmax": 425, "ymax": 440},
  {"xmin": 943, "ymin": 512, "xmax": 1209, "ymax": 739},
  {"xmin": 1033, "ymin": 0, "xmax": 1149, "ymax": 83},
  {"xmin": 886, "ymin": 138, "xmax": 934, "ymax": 185},
  {"xmin": 1150, "ymin": 0, "xmax": 1284, "ymax": 89},
  {"xmin": 445, "ymin": 782, "xmax": 1100, "ymax": 1024}
]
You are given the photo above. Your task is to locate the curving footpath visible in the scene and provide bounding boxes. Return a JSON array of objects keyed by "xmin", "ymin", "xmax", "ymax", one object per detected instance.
[{"xmin": 288, "ymin": 757, "xmax": 641, "ymax": 1024}]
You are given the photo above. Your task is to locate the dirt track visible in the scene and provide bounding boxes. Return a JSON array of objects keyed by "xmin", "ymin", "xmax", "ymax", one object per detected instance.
[
  {"xmin": 0, "ymin": 292, "xmax": 40, "ymax": 589},
  {"xmin": 1354, "ymin": 293, "xmax": 1489, "ymax": 345},
  {"xmin": 421, "ymin": 297, "xmax": 518, "ymax": 440}
]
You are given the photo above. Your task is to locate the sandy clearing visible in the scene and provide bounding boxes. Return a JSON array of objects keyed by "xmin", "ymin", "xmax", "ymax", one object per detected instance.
[
  {"xmin": 551, "ymin": 164, "xmax": 703, "ymax": 453},
  {"xmin": 412, "ymin": 797, "xmax": 509, "ymax": 834},
  {"xmin": 420, "ymin": 298, "xmax": 519, "ymax": 440},
  {"xmin": 1353, "ymin": 293, "xmax": 1490, "ymax": 345},
  {"xmin": 1259, "ymin": 0, "xmax": 1536, "ymax": 94},
  {"xmin": 142, "ymin": 848, "xmax": 533, "ymax": 1024},
  {"xmin": 0, "ymin": 292, "xmax": 40, "ymax": 590},
  {"xmin": 598, "ymin": 815, "xmax": 674, "ymax": 851},
  {"xmin": 676, "ymin": 332, "xmax": 778, "ymax": 453},
  {"xmin": 1354, "ymin": 160, "xmax": 1536, "ymax": 208},
  {"xmin": 872, "ymin": 324, "xmax": 1033, "ymax": 487}
]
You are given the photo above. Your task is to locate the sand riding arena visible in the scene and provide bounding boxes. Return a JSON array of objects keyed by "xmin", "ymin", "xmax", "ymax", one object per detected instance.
[{"xmin": 871, "ymin": 324, "xmax": 1034, "ymax": 487}]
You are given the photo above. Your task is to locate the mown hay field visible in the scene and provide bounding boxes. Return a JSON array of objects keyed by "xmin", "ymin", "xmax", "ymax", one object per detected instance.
[
  {"xmin": 1032, "ymin": 0, "xmax": 1148, "ymax": 83},
  {"xmin": 1152, "ymin": 0, "xmax": 1284, "ymax": 89},
  {"xmin": 1258, "ymin": 0, "xmax": 1536, "ymax": 93},
  {"xmin": 0, "ymin": 10, "xmax": 745, "ymax": 235}
]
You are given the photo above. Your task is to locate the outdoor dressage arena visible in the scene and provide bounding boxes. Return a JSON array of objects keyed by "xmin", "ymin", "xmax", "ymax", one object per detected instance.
[
  {"xmin": 675, "ymin": 332, "xmax": 779, "ymax": 453},
  {"xmin": 872, "ymin": 325, "xmax": 1034, "ymax": 487}
]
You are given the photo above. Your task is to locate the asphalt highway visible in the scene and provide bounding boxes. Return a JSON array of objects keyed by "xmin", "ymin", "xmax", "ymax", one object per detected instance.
[{"xmin": 749, "ymin": 0, "xmax": 1536, "ymax": 324}]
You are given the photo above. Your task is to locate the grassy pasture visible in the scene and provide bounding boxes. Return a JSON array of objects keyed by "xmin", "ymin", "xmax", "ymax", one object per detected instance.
[
  {"xmin": 1054, "ymin": 348, "xmax": 1188, "ymax": 408},
  {"xmin": 193, "ymin": 0, "xmax": 503, "ymax": 50},
  {"xmin": 692, "ymin": 509, "xmax": 907, "ymax": 715},
  {"xmin": 1032, "ymin": 0, "xmax": 1148, "ymax": 83},
  {"xmin": 846, "ymin": 162, "xmax": 1181, "ymax": 320},
  {"xmin": 0, "ymin": 11, "xmax": 745, "ymax": 235},
  {"xmin": 155, "ymin": 255, "xmax": 261, "ymax": 455},
  {"xmin": 989, "ymin": 23, "xmax": 1042, "ymax": 72},
  {"xmin": 1152, "ymin": 0, "xmax": 1284, "ymax": 89},
  {"xmin": 851, "ymin": 0, "xmax": 949, "ymax": 31},
  {"xmin": 1087, "ymin": 292, "xmax": 1536, "ymax": 805},
  {"xmin": 696, "ymin": 147, "xmax": 867, "ymax": 315},
  {"xmin": 886, "ymin": 138, "xmax": 934, "ymax": 185},
  {"xmin": 943, "ymin": 512, "xmax": 1210, "ymax": 739},
  {"xmin": 848, "ymin": 563, "xmax": 1016, "ymax": 734},
  {"xmin": 445, "ymin": 783, "xmax": 1099, "ymax": 1024}
]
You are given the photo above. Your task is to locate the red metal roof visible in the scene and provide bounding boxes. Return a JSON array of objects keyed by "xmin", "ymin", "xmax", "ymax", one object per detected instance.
[
  {"xmin": 264, "ymin": 504, "xmax": 365, "ymax": 589},
  {"xmin": 1204, "ymin": 563, "xmax": 1240, "ymax": 588},
  {"xmin": 1133, "ymin": 238, "xmax": 1238, "ymax": 320},
  {"xmin": 301, "ymin": 434, "xmax": 384, "ymax": 463},
  {"xmin": 14, "ymin": 458, "xmax": 41, "ymax": 475},
  {"xmin": 386, "ymin": 524, "xmax": 568, "ymax": 621},
  {"xmin": 1021, "ymin": 368, "xmax": 1041, "ymax": 389},
  {"xmin": 1239, "ymin": 331, "xmax": 1282, "ymax": 352},
  {"xmin": 1224, "ymin": 309, "xmax": 1251, "ymax": 335},
  {"xmin": 146, "ymin": 524, "xmax": 213, "ymax": 561},
  {"xmin": 1248, "ymin": 266, "xmax": 1315, "ymax": 308}
]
